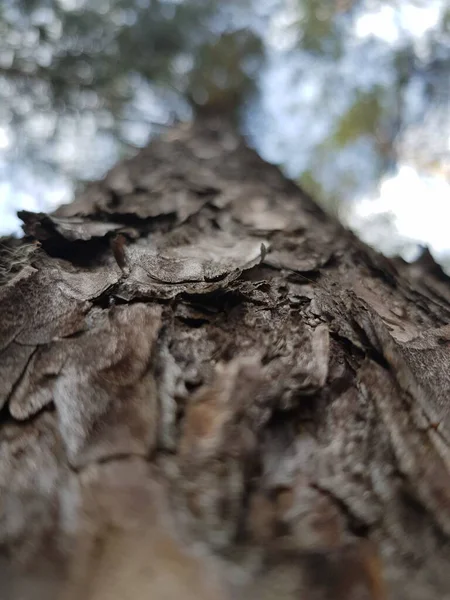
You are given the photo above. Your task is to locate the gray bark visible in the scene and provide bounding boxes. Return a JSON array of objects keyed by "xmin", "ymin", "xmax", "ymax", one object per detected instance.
[{"xmin": 1, "ymin": 117, "xmax": 450, "ymax": 600}]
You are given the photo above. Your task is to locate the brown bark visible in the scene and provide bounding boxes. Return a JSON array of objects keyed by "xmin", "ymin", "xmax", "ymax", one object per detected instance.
[{"xmin": 1, "ymin": 117, "xmax": 450, "ymax": 600}]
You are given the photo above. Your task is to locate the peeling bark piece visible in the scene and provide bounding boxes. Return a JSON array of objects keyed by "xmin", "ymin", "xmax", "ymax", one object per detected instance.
[
  {"xmin": 35, "ymin": 254, "xmax": 121, "ymax": 301},
  {"xmin": 266, "ymin": 249, "xmax": 330, "ymax": 273},
  {"xmin": 63, "ymin": 459, "xmax": 229, "ymax": 600},
  {"xmin": 118, "ymin": 267, "xmax": 244, "ymax": 301},
  {"xmin": 1, "ymin": 256, "xmax": 119, "ymax": 353},
  {"xmin": 19, "ymin": 211, "xmax": 124, "ymax": 242},
  {"xmin": 9, "ymin": 343, "xmax": 66, "ymax": 419},
  {"xmin": 0, "ymin": 342, "xmax": 35, "ymax": 410},
  {"xmin": 53, "ymin": 183, "xmax": 110, "ymax": 217},
  {"xmin": 0, "ymin": 266, "xmax": 36, "ymax": 351},
  {"xmin": 51, "ymin": 263, "xmax": 121, "ymax": 301},
  {"xmin": 265, "ymin": 235, "xmax": 332, "ymax": 273},
  {"xmin": 57, "ymin": 157, "xmax": 218, "ymax": 225},
  {"xmin": 107, "ymin": 189, "xmax": 208, "ymax": 222},
  {"xmin": 118, "ymin": 234, "xmax": 268, "ymax": 300},
  {"xmin": 128, "ymin": 234, "xmax": 268, "ymax": 284},
  {"xmin": 53, "ymin": 303, "xmax": 162, "ymax": 467},
  {"xmin": 0, "ymin": 266, "xmax": 89, "ymax": 349}
]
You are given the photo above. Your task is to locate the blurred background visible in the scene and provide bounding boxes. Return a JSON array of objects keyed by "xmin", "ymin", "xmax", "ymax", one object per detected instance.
[{"xmin": 0, "ymin": 0, "xmax": 449, "ymax": 267}]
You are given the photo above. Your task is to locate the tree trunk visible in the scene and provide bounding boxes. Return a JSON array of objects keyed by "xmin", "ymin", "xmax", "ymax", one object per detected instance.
[{"xmin": 1, "ymin": 117, "xmax": 450, "ymax": 600}]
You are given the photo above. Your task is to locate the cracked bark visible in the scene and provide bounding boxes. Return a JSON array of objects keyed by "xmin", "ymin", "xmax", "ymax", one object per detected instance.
[{"xmin": 1, "ymin": 117, "xmax": 450, "ymax": 600}]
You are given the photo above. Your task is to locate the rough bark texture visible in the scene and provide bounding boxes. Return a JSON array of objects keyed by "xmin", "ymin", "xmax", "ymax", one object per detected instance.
[{"xmin": 1, "ymin": 117, "xmax": 450, "ymax": 600}]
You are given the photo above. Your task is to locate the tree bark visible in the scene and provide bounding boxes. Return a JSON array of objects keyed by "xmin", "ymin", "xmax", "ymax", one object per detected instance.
[{"xmin": 1, "ymin": 117, "xmax": 450, "ymax": 600}]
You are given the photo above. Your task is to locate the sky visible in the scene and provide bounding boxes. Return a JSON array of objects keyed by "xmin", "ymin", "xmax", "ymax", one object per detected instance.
[{"xmin": 244, "ymin": 0, "xmax": 450, "ymax": 265}]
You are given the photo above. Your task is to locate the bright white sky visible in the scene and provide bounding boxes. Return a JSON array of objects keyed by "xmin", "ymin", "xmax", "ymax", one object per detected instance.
[
  {"xmin": 348, "ymin": 0, "xmax": 450, "ymax": 264},
  {"xmin": 348, "ymin": 165, "xmax": 450, "ymax": 260}
]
